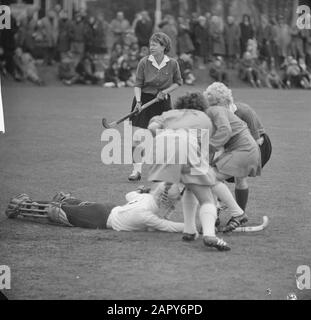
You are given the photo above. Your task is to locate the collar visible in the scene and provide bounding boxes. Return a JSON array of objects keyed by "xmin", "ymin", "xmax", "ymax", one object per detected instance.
[
  {"xmin": 148, "ymin": 55, "xmax": 170, "ymax": 70},
  {"xmin": 229, "ymin": 103, "xmax": 237, "ymax": 113}
]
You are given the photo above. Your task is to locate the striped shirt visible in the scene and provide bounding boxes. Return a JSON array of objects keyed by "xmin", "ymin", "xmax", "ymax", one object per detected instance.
[{"xmin": 135, "ymin": 55, "xmax": 183, "ymax": 95}]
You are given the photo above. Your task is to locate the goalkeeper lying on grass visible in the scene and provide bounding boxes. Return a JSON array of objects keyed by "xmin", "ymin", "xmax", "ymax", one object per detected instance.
[{"xmin": 5, "ymin": 183, "xmax": 185, "ymax": 233}]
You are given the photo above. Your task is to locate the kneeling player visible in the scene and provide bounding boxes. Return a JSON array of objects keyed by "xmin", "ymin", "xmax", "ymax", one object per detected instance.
[{"xmin": 5, "ymin": 183, "xmax": 184, "ymax": 233}]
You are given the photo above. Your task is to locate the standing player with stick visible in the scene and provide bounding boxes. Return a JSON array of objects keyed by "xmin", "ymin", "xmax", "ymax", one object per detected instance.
[{"xmin": 128, "ymin": 32, "xmax": 183, "ymax": 181}]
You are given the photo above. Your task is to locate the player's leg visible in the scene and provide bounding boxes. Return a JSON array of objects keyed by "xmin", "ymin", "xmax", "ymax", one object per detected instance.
[
  {"xmin": 181, "ymin": 188, "xmax": 199, "ymax": 239},
  {"xmin": 234, "ymin": 177, "xmax": 249, "ymax": 213},
  {"xmin": 187, "ymin": 184, "xmax": 230, "ymax": 251}
]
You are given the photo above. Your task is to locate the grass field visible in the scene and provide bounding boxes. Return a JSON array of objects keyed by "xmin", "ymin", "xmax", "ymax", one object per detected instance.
[{"xmin": 0, "ymin": 83, "xmax": 311, "ymax": 300}]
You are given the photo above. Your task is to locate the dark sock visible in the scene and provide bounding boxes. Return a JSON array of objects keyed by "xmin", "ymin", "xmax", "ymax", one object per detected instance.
[{"xmin": 235, "ymin": 188, "xmax": 249, "ymax": 212}]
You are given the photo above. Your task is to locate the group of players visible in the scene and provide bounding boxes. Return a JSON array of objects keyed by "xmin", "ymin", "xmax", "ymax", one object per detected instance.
[{"xmin": 5, "ymin": 32, "xmax": 271, "ymax": 252}]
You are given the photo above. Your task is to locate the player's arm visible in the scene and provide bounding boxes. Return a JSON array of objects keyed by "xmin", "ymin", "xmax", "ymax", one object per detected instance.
[
  {"xmin": 125, "ymin": 191, "xmax": 140, "ymax": 202},
  {"xmin": 144, "ymin": 211, "xmax": 184, "ymax": 233},
  {"xmin": 208, "ymin": 108, "xmax": 232, "ymax": 149}
]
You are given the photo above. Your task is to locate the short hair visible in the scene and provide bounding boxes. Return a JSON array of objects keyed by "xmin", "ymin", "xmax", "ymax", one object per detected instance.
[
  {"xmin": 149, "ymin": 32, "xmax": 171, "ymax": 54},
  {"xmin": 174, "ymin": 92, "xmax": 207, "ymax": 111},
  {"xmin": 203, "ymin": 82, "xmax": 234, "ymax": 108}
]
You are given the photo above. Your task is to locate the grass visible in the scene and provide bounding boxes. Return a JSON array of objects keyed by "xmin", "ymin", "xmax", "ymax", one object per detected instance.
[{"xmin": 0, "ymin": 83, "xmax": 311, "ymax": 300}]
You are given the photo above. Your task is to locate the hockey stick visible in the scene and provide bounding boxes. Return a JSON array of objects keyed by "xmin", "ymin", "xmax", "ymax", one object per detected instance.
[
  {"xmin": 102, "ymin": 97, "xmax": 159, "ymax": 129},
  {"xmin": 233, "ymin": 215, "xmax": 269, "ymax": 233}
]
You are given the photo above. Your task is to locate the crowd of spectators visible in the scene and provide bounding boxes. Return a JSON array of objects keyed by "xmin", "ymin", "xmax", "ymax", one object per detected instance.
[{"xmin": 1, "ymin": 5, "xmax": 311, "ymax": 89}]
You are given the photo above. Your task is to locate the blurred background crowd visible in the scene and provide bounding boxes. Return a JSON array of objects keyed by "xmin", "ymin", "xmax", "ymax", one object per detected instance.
[{"xmin": 1, "ymin": 0, "xmax": 311, "ymax": 89}]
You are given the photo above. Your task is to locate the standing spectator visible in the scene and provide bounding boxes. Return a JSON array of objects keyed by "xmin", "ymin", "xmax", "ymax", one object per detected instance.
[
  {"xmin": 110, "ymin": 11, "xmax": 130, "ymax": 45},
  {"xmin": 18, "ymin": 7, "xmax": 38, "ymax": 55},
  {"xmin": 57, "ymin": 10, "xmax": 72, "ymax": 59},
  {"xmin": 193, "ymin": 16, "xmax": 210, "ymax": 69},
  {"xmin": 224, "ymin": 16, "xmax": 240, "ymax": 69},
  {"xmin": 290, "ymin": 25, "xmax": 305, "ymax": 60},
  {"xmin": 276, "ymin": 16, "xmax": 291, "ymax": 66},
  {"xmin": 41, "ymin": 9, "xmax": 59, "ymax": 65},
  {"xmin": 239, "ymin": 14, "xmax": 254, "ymax": 58},
  {"xmin": 0, "ymin": 13, "xmax": 18, "ymax": 76},
  {"xmin": 160, "ymin": 15, "xmax": 178, "ymax": 58},
  {"xmin": 96, "ymin": 13, "xmax": 110, "ymax": 55},
  {"xmin": 85, "ymin": 16, "xmax": 105, "ymax": 55},
  {"xmin": 32, "ymin": 19, "xmax": 50, "ymax": 62},
  {"xmin": 256, "ymin": 15, "xmax": 273, "ymax": 63},
  {"xmin": 69, "ymin": 13, "xmax": 86, "ymax": 60},
  {"xmin": 135, "ymin": 11, "xmax": 153, "ymax": 49},
  {"xmin": 177, "ymin": 16, "xmax": 194, "ymax": 55},
  {"xmin": 303, "ymin": 29, "xmax": 311, "ymax": 70},
  {"xmin": 210, "ymin": 16, "xmax": 226, "ymax": 58}
]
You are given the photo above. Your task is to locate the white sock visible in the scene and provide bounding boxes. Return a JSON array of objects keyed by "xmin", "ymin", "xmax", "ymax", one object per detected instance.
[
  {"xmin": 199, "ymin": 203, "xmax": 217, "ymax": 237},
  {"xmin": 212, "ymin": 182, "xmax": 243, "ymax": 217},
  {"xmin": 132, "ymin": 163, "xmax": 142, "ymax": 174},
  {"xmin": 182, "ymin": 189, "xmax": 198, "ymax": 234}
]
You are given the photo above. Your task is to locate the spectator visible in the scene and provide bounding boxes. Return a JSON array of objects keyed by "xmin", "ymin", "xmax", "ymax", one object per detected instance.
[
  {"xmin": 160, "ymin": 15, "xmax": 178, "ymax": 58},
  {"xmin": 139, "ymin": 46, "xmax": 149, "ymax": 59},
  {"xmin": 0, "ymin": 13, "xmax": 18, "ymax": 76},
  {"xmin": 239, "ymin": 51, "xmax": 261, "ymax": 87},
  {"xmin": 193, "ymin": 16, "xmax": 210, "ymax": 69},
  {"xmin": 123, "ymin": 29, "xmax": 138, "ymax": 48},
  {"xmin": 104, "ymin": 60, "xmax": 122, "ymax": 87},
  {"xmin": 18, "ymin": 7, "xmax": 38, "ymax": 55},
  {"xmin": 58, "ymin": 51, "xmax": 77, "ymax": 82},
  {"xmin": 118, "ymin": 59, "xmax": 135, "ymax": 87},
  {"xmin": 13, "ymin": 47, "xmax": 44, "ymax": 85},
  {"xmin": 303, "ymin": 29, "xmax": 311, "ymax": 70},
  {"xmin": 69, "ymin": 13, "xmax": 86, "ymax": 60},
  {"xmin": 32, "ymin": 19, "xmax": 50, "ymax": 62},
  {"xmin": 177, "ymin": 53, "xmax": 196, "ymax": 85},
  {"xmin": 110, "ymin": 43, "xmax": 124, "ymax": 63},
  {"xmin": 177, "ymin": 16, "xmax": 194, "ymax": 55},
  {"xmin": 282, "ymin": 56, "xmax": 301, "ymax": 88},
  {"xmin": 209, "ymin": 56, "xmax": 229, "ymax": 86},
  {"xmin": 258, "ymin": 58, "xmax": 283, "ymax": 89},
  {"xmin": 239, "ymin": 14, "xmax": 254, "ymax": 57},
  {"xmin": 290, "ymin": 25, "xmax": 305, "ymax": 60},
  {"xmin": 41, "ymin": 9, "xmax": 59, "ymax": 65},
  {"xmin": 128, "ymin": 43, "xmax": 140, "ymax": 71},
  {"xmin": 64, "ymin": 52, "xmax": 100, "ymax": 85},
  {"xmin": 298, "ymin": 58, "xmax": 311, "ymax": 89},
  {"xmin": 257, "ymin": 15, "xmax": 273, "ymax": 62},
  {"xmin": 110, "ymin": 11, "xmax": 130, "ymax": 45},
  {"xmin": 57, "ymin": 10, "xmax": 72, "ymax": 59},
  {"xmin": 135, "ymin": 11, "xmax": 153, "ymax": 49},
  {"xmin": 224, "ymin": 15, "xmax": 240, "ymax": 69},
  {"xmin": 96, "ymin": 13, "xmax": 110, "ymax": 55},
  {"xmin": 276, "ymin": 16, "xmax": 291, "ymax": 66},
  {"xmin": 210, "ymin": 15, "xmax": 226, "ymax": 58},
  {"xmin": 85, "ymin": 16, "xmax": 105, "ymax": 55}
]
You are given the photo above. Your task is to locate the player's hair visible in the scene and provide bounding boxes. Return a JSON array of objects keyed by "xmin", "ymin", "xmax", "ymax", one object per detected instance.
[
  {"xmin": 174, "ymin": 92, "xmax": 207, "ymax": 111},
  {"xmin": 149, "ymin": 32, "xmax": 171, "ymax": 54},
  {"xmin": 203, "ymin": 82, "xmax": 234, "ymax": 108}
]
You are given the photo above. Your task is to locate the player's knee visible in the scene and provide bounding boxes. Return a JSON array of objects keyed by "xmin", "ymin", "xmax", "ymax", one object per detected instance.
[{"xmin": 235, "ymin": 177, "xmax": 248, "ymax": 189}]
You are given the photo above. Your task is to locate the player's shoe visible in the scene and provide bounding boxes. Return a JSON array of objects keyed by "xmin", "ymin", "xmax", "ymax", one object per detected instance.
[
  {"xmin": 5, "ymin": 194, "xmax": 32, "ymax": 219},
  {"xmin": 182, "ymin": 232, "xmax": 199, "ymax": 242},
  {"xmin": 128, "ymin": 171, "xmax": 141, "ymax": 181},
  {"xmin": 222, "ymin": 213, "xmax": 248, "ymax": 233},
  {"xmin": 203, "ymin": 236, "xmax": 231, "ymax": 251}
]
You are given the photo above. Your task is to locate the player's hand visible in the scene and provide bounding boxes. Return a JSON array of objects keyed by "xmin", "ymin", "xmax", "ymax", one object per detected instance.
[
  {"xmin": 134, "ymin": 101, "xmax": 142, "ymax": 112},
  {"xmin": 156, "ymin": 91, "xmax": 168, "ymax": 101},
  {"xmin": 256, "ymin": 137, "xmax": 264, "ymax": 146}
]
